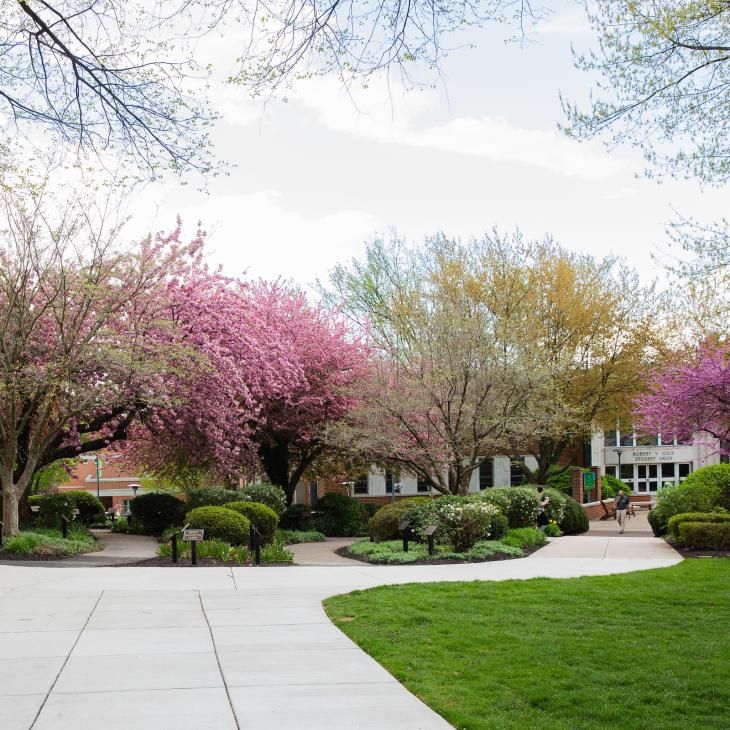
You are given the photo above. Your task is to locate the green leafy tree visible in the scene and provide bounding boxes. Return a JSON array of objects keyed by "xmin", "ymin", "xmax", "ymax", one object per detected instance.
[{"xmin": 564, "ymin": 0, "xmax": 730, "ymax": 184}]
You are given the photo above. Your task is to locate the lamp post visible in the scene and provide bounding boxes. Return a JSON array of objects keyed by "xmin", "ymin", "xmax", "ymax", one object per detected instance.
[
  {"xmin": 131, "ymin": 484, "xmax": 139, "ymax": 498},
  {"xmin": 613, "ymin": 448, "xmax": 623, "ymax": 480},
  {"xmin": 95, "ymin": 454, "xmax": 102, "ymax": 499},
  {"xmin": 391, "ymin": 480, "xmax": 401, "ymax": 504}
]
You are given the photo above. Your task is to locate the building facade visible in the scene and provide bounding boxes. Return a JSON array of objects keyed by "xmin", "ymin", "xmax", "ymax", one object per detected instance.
[
  {"xmin": 58, "ymin": 454, "xmax": 147, "ymax": 512},
  {"xmin": 592, "ymin": 428, "xmax": 721, "ymax": 495}
]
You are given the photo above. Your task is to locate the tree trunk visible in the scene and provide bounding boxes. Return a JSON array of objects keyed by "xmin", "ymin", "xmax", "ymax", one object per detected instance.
[
  {"xmin": 259, "ymin": 441, "xmax": 294, "ymax": 504},
  {"xmin": 2, "ymin": 487, "xmax": 20, "ymax": 537}
]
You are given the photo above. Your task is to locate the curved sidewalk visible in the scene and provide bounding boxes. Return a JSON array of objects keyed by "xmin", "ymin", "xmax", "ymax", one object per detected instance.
[{"xmin": 0, "ymin": 547, "xmax": 681, "ymax": 730}]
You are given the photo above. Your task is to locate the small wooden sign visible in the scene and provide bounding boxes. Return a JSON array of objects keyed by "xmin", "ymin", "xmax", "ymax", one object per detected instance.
[
  {"xmin": 424, "ymin": 525, "xmax": 438, "ymax": 537},
  {"xmin": 398, "ymin": 519, "xmax": 411, "ymax": 531},
  {"xmin": 183, "ymin": 528, "xmax": 205, "ymax": 542}
]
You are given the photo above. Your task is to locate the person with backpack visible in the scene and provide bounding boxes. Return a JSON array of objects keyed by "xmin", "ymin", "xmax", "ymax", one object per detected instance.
[{"xmin": 615, "ymin": 490, "xmax": 630, "ymax": 533}]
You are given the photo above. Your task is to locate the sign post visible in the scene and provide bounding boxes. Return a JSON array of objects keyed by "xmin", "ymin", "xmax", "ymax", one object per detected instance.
[{"xmin": 183, "ymin": 527, "xmax": 204, "ymax": 566}]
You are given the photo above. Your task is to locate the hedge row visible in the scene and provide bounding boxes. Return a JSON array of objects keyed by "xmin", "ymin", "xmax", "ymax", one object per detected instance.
[
  {"xmin": 667, "ymin": 512, "xmax": 730, "ymax": 540},
  {"xmin": 678, "ymin": 522, "xmax": 730, "ymax": 550}
]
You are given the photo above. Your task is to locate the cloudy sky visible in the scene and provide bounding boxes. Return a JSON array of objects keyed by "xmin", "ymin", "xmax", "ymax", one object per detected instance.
[{"xmin": 126, "ymin": 1, "xmax": 727, "ymax": 291}]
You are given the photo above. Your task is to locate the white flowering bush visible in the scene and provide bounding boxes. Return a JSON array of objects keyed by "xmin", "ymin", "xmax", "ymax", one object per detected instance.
[
  {"xmin": 436, "ymin": 501, "xmax": 504, "ymax": 551},
  {"xmin": 402, "ymin": 497, "xmax": 508, "ymax": 552}
]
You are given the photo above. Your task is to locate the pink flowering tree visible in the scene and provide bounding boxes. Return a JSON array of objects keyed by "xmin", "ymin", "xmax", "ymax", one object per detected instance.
[
  {"xmin": 635, "ymin": 343, "xmax": 730, "ymax": 456},
  {"xmin": 127, "ymin": 281, "xmax": 371, "ymax": 504},
  {"xmin": 0, "ymin": 187, "xmax": 205, "ymax": 536}
]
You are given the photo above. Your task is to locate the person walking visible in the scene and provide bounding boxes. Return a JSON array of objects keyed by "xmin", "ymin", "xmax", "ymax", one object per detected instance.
[
  {"xmin": 536, "ymin": 486, "xmax": 550, "ymax": 531},
  {"xmin": 615, "ymin": 490, "xmax": 630, "ymax": 533}
]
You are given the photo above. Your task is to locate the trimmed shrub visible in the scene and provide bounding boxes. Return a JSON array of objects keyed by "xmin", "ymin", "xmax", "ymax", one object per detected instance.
[
  {"xmin": 185, "ymin": 488, "xmax": 243, "ymax": 510},
  {"xmin": 184, "ymin": 506, "xmax": 250, "ymax": 545},
  {"xmin": 62, "ymin": 490, "xmax": 106, "ymax": 524},
  {"xmin": 678, "ymin": 522, "xmax": 730, "ymax": 550},
  {"xmin": 239, "ymin": 483, "xmax": 288, "ymax": 516},
  {"xmin": 650, "ymin": 479, "xmax": 723, "ymax": 536},
  {"xmin": 668, "ymin": 511, "xmax": 730, "ymax": 540},
  {"xmin": 224, "ymin": 501, "xmax": 279, "ymax": 544},
  {"xmin": 368, "ymin": 498, "xmax": 432, "ymax": 541},
  {"xmin": 560, "ymin": 496, "xmax": 589, "ymax": 535},
  {"xmin": 502, "ymin": 527, "xmax": 547, "ymax": 549},
  {"xmin": 313, "ymin": 493, "xmax": 367, "ymax": 536},
  {"xmin": 28, "ymin": 493, "xmax": 80, "ymax": 527},
  {"xmin": 680, "ymin": 464, "xmax": 730, "ymax": 510},
  {"xmin": 130, "ymin": 492, "xmax": 186, "ymax": 535}
]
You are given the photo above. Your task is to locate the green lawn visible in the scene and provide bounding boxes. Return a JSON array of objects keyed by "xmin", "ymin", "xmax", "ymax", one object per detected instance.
[{"xmin": 324, "ymin": 560, "xmax": 730, "ymax": 730}]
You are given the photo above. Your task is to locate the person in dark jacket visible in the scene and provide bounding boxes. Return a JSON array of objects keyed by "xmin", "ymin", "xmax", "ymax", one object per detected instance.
[{"xmin": 615, "ymin": 490, "xmax": 630, "ymax": 533}]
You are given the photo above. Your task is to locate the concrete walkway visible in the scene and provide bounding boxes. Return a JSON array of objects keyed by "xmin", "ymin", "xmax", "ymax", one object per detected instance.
[
  {"xmin": 0, "ymin": 531, "xmax": 160, "ymax": 569},
  {"xmin": 290, "ymin": 537, "xmax": 360, "ymax": 565},
  {"xmin": 0, "ymin": 542, "xmax": 681, "ymax": 730}
]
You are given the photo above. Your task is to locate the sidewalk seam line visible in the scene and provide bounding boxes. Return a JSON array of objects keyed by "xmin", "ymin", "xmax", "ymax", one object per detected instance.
[
  {"xmin": 199, "ymin": 591, "xmax": 240, "ymax": 730},
  {"xmin": 29, "ymin": 588, "xmax": 105, "ymax": 729}
]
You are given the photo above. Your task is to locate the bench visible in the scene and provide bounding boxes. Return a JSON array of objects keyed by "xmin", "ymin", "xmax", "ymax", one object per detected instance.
[{"xmin": 600, "ymin": 500, "xmax": 616, "ymax": 520}]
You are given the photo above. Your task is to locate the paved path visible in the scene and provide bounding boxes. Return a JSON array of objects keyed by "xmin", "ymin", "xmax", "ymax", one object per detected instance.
[
  {"xmin": 0, "ymin": 531, "xmax": 160, "ymax": 569},
  {"xmin": 586, "ymin": 505, "xmax": 655, "ymax": 537},
  {"xmin": 0, "ymin": 541, "xmax": 681, "ymax": 730},
  {"xmin": 290, "ymin": 537, "xmax": 359, "ymax": 565}
]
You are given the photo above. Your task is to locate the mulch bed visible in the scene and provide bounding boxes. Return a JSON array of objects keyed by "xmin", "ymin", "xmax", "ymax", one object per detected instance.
[
  {"xmin": 668, "ymin": 545, "xmax": 730, "ymax": 559},
  {"xmin": 335, "ymin": 542, "xmax": 545, "ymax": 566},
  {"xmin": 116, "ymin": 557, "xmax": 293, "ymax": 568}
]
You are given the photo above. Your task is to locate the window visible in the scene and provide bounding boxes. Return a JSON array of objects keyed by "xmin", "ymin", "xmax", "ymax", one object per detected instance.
[
  {"xmin": 417, "ymin": 475, "xmax": 431, "ymax": 493},
  {"xmin": 509, "ymin": 459, "xmax": 524, "ymax": 486},
  {"xmin": 619, "ymin": 431, "xmax": 634, "ymax": 446},
  {"xmin": 678, "ymin": 463, "xmax": 691, "ymax": 480},
  {"xmin": 604, "ymin": 431, "xmax": 617, "ymax": 447},
  {"xmin": 385, "ymin": 471, "xmax": 394, "ymax": 493},
  {"xmin": 661, "ymin": 463, "xmax": 675, "ymax": 479},
  {"xmin": 479, "ymin": 459, "xmax": 494, "ymax": 490},
  {"xmin": 636, "ymin": 434, "xmax": 658, "ymax": 446},
  {"xmin": 353, "ymin": 476, "xmax": 368, "ymax": 495},
  {"xmin": 604, "ymin": 465, "xmax": 617, "ymax": 479}
]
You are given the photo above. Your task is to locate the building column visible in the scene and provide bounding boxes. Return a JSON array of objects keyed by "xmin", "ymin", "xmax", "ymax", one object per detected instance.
[{"xmin": 571, "ymin": 467, "xmax": 583, "ymax": 504}]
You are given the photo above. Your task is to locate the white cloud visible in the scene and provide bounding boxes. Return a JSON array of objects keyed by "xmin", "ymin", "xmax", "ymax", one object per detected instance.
[
  {"xmin": 279, "ymin": 77, "xmax": 626, "ymax": 179},
  {"xmin": 137, "ymin": 189, "xmax": 379, "ymax": 287},
  {"xmin": 599, "ymin": 187, "xmax": 638, "ymax": 201}
]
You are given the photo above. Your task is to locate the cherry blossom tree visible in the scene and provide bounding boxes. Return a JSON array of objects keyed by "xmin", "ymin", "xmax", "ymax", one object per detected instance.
[
  {"xmin": 128, "ymin": 281, "xmax": 371, "ymax": 504},
  {"xmin": 0, "ymin": 183, "xmax": 204, "ymax": 536},
  {"xmin": 635, "ymin": 343, "xmax": 730, "ymax": 456}
]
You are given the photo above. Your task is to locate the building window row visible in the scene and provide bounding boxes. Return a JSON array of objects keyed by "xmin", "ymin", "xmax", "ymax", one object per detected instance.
[
  {"xmin": 605, "ymin": 463, "xmax": 691, "ymax": 493},
  {"xmin": 604, "ymin": 430, "xmax": 691, "ymax": 447}
]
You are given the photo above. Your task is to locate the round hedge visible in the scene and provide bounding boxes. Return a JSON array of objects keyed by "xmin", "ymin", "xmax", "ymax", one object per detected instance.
[
  {"xmin": 224, "ymin": 501, "xmax": 278, "ymax": 544},
  {"xmin": 313, "ymin": 493, "xmax": 368, "ymax": 536},
  {"xmin": 184, "ymin": 506, "xmax": 250, "ymax": 545},
  {"xmin": 130, "ymin": 493, "xmax": 186, "ymax": 535},
  {"xmin": 240, "ymin": 483, "xmax": 288, "ymax": 516},
  {"xmin": 368, "ymin": 498, "xmax": 432, "ymax": 541},
  {"xmin": 680, "ymin": 464, "xmax": 730, "ymax": 510},
  {"xmin": 63, "ymin": 490, "xmax": 106, "ymax": 524},
  {"xmin": 559, "ymin": 496, "xmax": 589, "ymax": 535}
]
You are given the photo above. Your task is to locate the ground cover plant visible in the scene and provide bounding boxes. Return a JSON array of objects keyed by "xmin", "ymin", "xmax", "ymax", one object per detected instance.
[
  {"xmin": 346, "ymin": 538, "xmax": 522, "ymax": 564},
  {"xmin": 1, "ymin": 527, "xmax": 99, "ymax": 557},
  {"xmin": 158, "ymin": 537, "xmax": 293, "ymax": 564},
  {"xmin": 325, "ymin": 561, "xmax": 730, "ymax": 730},
  {"xmin": 276, "ymin": 529, "xmax": 326, "ymax": 544}
]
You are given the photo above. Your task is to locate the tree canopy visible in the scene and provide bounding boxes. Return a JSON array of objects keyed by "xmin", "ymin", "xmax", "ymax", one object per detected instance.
[
  {"xmin": 564, "ymin": 0, "xmax": 730, "ymax": 184},
  {"xmin": 324, "ymin": 231, "xmax": 659, "ymax": 492}
]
